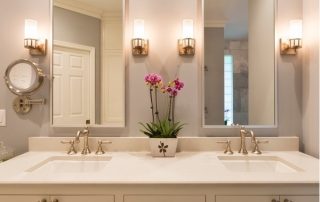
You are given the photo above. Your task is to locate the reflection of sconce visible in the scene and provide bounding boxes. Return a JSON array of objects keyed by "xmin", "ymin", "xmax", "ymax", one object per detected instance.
[
  {"xmin": 280, "ymin": 19, "xmax": 302, "ymax": 55},
  {"xmin": 132, "ymin": 19, "xmax": 148, "ymax": 56},
  {"xmin": 178, "ymin": 19, "xmax": 195, "ymax": 56},
  {"xmin": 24, "ymin": 19, "xmax": 47, "ymax": 56}
]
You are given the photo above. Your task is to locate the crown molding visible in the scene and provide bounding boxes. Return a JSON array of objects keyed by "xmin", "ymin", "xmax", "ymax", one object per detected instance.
[
  {"xmin": 54, "ymin": 0, "xmax": 103, "ymax": 19},
  {"xmin": 204, "ymin": 20, "xmax": 226, "ymax": 28}
]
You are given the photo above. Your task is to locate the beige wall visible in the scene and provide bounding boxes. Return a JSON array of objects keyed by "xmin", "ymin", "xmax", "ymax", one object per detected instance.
[
  {"xmin": 302, "ymin": 0, "xmax": 319, "ymax": 158},
  {"xmin": 0, "ymin": 0, "xmax": 51, "ymax": 154},
  {"xmin": 0, "ymin": 0, "xmax": 318, "ymax": 158}
]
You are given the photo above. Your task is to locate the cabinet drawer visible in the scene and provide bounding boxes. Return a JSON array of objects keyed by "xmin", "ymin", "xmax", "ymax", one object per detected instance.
[
  {"xmin": 51, "ymin": 195, "xmax": 114, "ymax": 202},
  {"xmin": 124, "ymin": 195, "xmax": 205, "ymax": 202},
  {"xmin": 0, "ymin": 195, "xmax": 49, "ymax": 202},
  {"xmin": 280, "ymin": 195, "xmax": 319, "ymax": 202},
  {"xmin": 216, "ymin": 195, "xmax": 279, "ymax": 202}
]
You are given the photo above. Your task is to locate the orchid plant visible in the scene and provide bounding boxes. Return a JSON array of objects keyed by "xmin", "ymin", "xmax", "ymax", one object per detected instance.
[{"xmin": 139, "ymin": 73, "xmax": 185, "ymax": 138}]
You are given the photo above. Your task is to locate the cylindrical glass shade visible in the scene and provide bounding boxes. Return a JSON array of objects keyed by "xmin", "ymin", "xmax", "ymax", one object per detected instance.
[
  {"xmin": 289, "ymin": 20, "xmax": 302, "ymax": 39},
  {"xmin": 133, "ymin": 19, "xmax": 145, "ymax": 38},
  {"xmin": 25, "ymin": 19, "xmax": 38, "ymax": 39},
  {"xmin": 182, "ymin": 19, "xmax": 194, "ymax": 38}
]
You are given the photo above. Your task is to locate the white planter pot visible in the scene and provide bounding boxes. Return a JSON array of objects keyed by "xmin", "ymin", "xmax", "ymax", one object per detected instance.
[{"xmin": 149, "ymin": 138, "xmax": 178, "ymax": 157}]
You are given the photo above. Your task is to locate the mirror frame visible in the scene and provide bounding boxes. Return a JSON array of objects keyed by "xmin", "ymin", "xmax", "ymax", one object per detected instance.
[
  {"xmin": 49, "ymin": 0, "xmax": 128, "ymax": 128},
  {"xmin": 4, "ymin": 59, "xmax": 44, "ymax": 96},
  {"xmin": 200, "ymin": 0, "xmax": 278, "ymax": 129}
]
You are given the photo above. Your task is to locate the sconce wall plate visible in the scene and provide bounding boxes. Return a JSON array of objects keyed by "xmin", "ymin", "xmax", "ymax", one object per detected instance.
[
  {"xmin": 178, "ymin": 38, "xmax": 195, "ymax": 56},
  {"xmin": 24, "ymin": 38, "xmax": 47, "ymax": 56},
  {"xmin": 132, "ymin": 38, "xmax": 148, "ymax": 56},
  {"xmin": 13, "ymin": 96, "xmax": 46, "ymax": 114},
  {"xmin": 280, "ymin": 38, "xmax": 301, "ymax": 55}
]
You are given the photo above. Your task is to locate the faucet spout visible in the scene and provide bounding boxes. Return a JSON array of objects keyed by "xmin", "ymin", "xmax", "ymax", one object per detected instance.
[
  {"xmin": 75, "ymin": 125, "xmax": 91, "ymax": 155},
  {"xmin": 239, "ymin": 126, "xmax": 248, "ymax": 154}
]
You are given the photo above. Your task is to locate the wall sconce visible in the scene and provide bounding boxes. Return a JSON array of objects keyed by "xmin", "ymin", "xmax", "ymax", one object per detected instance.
[
  {"xmin": 132, "ymin": 19, "xmax": 148, "ymax": 56},
  {"xmin": 24, "ymin": 19, "xmax": 47, "ymax": 56},
  {"xmin": 280, "ymin": 19, "xmax": 302, "ymax": 55},
  {"xmin": 178, "ymin": 19, "xmax": 195, "ymax": 56}
]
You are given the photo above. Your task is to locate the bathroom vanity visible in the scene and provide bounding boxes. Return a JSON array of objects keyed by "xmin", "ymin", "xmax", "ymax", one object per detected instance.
[{"xmin": 0, "ymin": 137, "xmax": 318, "ymax": 202}]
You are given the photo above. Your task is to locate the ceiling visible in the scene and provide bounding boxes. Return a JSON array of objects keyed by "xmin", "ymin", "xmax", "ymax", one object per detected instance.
[{"xmin": 204, "ymin": 0, "xmax": 248, "ymax": 40}]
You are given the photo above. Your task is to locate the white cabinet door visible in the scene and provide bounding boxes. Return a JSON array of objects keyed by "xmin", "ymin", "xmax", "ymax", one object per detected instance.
[
  {"xmin": 280, "ymin": 196, "xmax": 319, "ymax": 202},
  {"xmin": 216, "ymin": 195, "xmax": 279, "ymax": 202},
  {"xmin": 0, "ymin": 195, "xmax": 49, "ymax": 202},
  {"xmin": 124, "ymin": 195, "xmax": 205, "ymax": 202},
  {"xmin": 50, "ymin": 195, "xmax": 114, "ymax": 202}
]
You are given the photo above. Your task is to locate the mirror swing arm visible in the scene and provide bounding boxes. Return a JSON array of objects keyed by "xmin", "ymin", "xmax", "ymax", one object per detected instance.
[{"xmin": 4, "ymin": 59, "xmax": 46, "ymax": 114}]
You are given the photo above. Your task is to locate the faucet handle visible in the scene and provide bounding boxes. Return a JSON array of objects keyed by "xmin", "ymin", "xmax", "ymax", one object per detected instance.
[
  {"xmin": 252, "ymin": 139, "xmax": 269, "ymax": 154},
  {"xmin": 60, "ymin": 140, "xmax": 77, "ymax": 155},
  {"xmin": 95, "ymin": 140, "xmax": 112, "ymax": 155},
  {"xmin": 216, "ymin": 140, "xmax": 233, "ymax": 155}
]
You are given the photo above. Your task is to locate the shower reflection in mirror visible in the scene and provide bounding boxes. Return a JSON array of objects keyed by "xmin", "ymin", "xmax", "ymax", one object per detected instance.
[{"xmin": 203, "ymin": 0, "xmax": 275, "ymax": 126}]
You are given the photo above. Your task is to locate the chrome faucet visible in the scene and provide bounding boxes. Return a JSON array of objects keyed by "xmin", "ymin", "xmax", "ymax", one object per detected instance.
[{"xmin": 75, "ymin": 120, "xmax": 91, "ymax": 155}]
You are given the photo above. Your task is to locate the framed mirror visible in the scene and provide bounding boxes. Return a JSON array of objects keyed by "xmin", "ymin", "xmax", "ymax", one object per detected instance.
[
  {"xmin": 5, "ymin": 59, "xmax": 44, "ymax": 96},
  {"xmin": 202, "ymin": 0, "xmax": 276, "ymax": 127},
  {"xmin": 51, "ymin": 0, "xmax": 125, "ymax": 127}
]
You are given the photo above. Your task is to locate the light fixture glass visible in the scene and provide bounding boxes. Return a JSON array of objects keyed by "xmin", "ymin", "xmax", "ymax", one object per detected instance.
[
  {"xmin": 132, "ymin": 19, "xmax": 148, "ymax": 56},
  {"xmin": 133, "ymin": 19, "xmax": 145, "ymax": 39},
  {"xmin": 280, "ymin": 19, "xmax": 303, "ymax": 55},
  {"xmin": 24, "ymin": 19, "xmax": 38, "ymax": 39},
  {"xmin": 24, "ymin": 19, "xmax": 46, "ymax": 56},
  {"xmin": 289, "ymin": 19, "xmax": 302, "ymax": 39},
  {"xmin": 178, "ymin": 19, "xmax": 195, "ymax": 56},
  {"xmin": 182, "ymin": 19, "xmax": 194, "ymax": 38}
]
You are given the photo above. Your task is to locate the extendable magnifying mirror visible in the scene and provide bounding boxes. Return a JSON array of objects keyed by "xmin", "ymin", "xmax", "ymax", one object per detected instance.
[{"xmin": 4, "ymin": 59, "xmax": 46, "ymax": 114}]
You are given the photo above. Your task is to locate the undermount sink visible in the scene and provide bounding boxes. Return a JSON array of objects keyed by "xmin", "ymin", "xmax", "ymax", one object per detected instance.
[
  {"xmin": 218, "ymin": 155, "xmax": 303, "ymax": 173},
  {"xmin": 26, "ymin": 156, "xmax": 112, "ymax": 174}
]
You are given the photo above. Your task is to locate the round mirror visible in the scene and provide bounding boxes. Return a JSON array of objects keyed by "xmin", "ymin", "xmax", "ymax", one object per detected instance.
[{"xmin": 4, "ymin": 59, "xmax": 44, "ymax": 95}]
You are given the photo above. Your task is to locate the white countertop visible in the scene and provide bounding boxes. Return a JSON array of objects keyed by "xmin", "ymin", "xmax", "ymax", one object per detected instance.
[{"xmin": 0, "ymin": 151, "xmax": 318, "ymax": 185}]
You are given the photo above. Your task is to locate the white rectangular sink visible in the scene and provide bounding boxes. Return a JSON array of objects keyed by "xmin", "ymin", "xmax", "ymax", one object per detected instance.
[
  {"xmin": 218, "ymin": 156, "xmax": 303, "ymax": 173},
  {"xmin": 26, "ymin": 156, "xmax": 112, "ymax": 174}
]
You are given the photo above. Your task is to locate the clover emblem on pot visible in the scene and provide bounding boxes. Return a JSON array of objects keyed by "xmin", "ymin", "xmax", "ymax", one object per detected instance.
[{"xmin": 158, "ymin": 141, "xmax": 169, "ymax": 156}]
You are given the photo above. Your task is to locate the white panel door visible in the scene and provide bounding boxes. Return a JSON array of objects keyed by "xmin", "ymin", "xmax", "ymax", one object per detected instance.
[
  {"xmin": 51, "ymin": 195, "xmax": 114, "ymax": 202},
  {"xmin": 280, "ymin": 196, "xmax": 319, "ymax": 202},
  {"xmin": 216, "ymin": 195, "xmax": 279, "ymax": 202},
  {"xmin": 0, "ymin": 195, "xmax": 49, "ymax": 202},
  {"xmin": 53, "ymin": 46, "xmax": 90, "ymax": 125}
]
